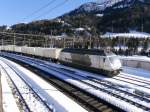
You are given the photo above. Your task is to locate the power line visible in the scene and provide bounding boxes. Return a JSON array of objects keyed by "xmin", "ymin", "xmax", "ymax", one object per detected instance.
[
  {"xmin": 22, "ymin": 0, "xmax": 56, "ymax": 22},
  {"xmin": 33, "ymin": 0, "xmax": 69, "ymax": 20}
]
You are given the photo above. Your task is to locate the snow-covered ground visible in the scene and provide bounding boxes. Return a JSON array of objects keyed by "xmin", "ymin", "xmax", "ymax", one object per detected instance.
[
  {"xmin": 2, "ymin": 53, "xmax": 150, "ymax": 112},
  {"xmin": 0, "ymin": 60, "xmax": 51, "ymax": 112},
  {"xmin": 121, "ymin": 55, "xmax": 150, "ymax": 62},
  {"xmin": 0, "ymin": 57, "xmax": 88, "ymax": 112},
  {"xmin": 123, "ymin": 66, "xmax": 150, "ymax": 79},
  {"xmin": 1, "ymin": 67, "xmax": 20, "ymax": 112},
  {"xmin": 102, "ymin": 31, "xmax": 150, "ymax": 38}
]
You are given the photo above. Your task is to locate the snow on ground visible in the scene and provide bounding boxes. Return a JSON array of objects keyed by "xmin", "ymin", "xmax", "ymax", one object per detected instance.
[
  {"xmin": 72, "ymin": 73, "xmax": 150, "ymax": 108},
  {"xmin": 0, "ymin": 57, "xmax": 88, "ymax": 112},
  {"xmin": 2, "ymin": 54, "xmax": 149, "ymax": 112},
  {"xmin": 18, "ymin": 59, "xmax": 146, "ymax": 112},
  {"xmin": 102, "ymin": 31, "xmax": 150, "ymax": 38},
  {"xmin": 120, "ymin": 56, "xmax": 150, "ymax": 62},
  {"xmin": 74, "ymin": 68, "xmax": 150, "ymax": 95},
  {"xmin": 1, "ymin": 67, "xmax": 20, "ymax": 112},
  {"xmin": 115, "ymin": 75, "xmax": 150, "ymax": 88},
  {"xmin": 123, "ymin": 66, "xmax": 150, "ymax": 79},
  {"xmin": 0, "ymin": 60, "xmax": 51, "ymax": 112}
]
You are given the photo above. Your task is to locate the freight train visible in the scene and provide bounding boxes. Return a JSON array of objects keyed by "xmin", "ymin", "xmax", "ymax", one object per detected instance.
[{"xmin": 0, "ymin": 45, "xmax": 122, "ymax": 77}]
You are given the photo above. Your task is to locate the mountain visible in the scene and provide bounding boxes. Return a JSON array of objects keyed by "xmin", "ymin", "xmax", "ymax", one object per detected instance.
[
  {"xmin": 69, "ymin": 0, "xmax": 148, "ymax": 14},
  {"xmin": 9, "ymin": 0, "xmax": 150, "ymax": 36},
  {"xmin": 60, "ymin": 0, "xmax": 150, "ymax": 34},
  {"xmin": 69, "ymin": 2, "xmax": 103, "ymax": 14},
  {"xmin": 67, "ymin": 0, "xmax": 125, "ymax": 15},
  {"xmin": 99, "ymin": 0, "xmax": 150, "ymax": 33}
]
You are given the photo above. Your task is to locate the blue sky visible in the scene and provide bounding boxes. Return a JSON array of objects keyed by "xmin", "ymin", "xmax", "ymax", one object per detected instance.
[{"xmin": 0, "ymin": 0, "xmax": 97, "ymax": 26}]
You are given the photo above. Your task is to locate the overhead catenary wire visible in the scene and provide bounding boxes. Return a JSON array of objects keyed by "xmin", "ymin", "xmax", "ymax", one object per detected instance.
[
  {"xmin": 33, "ymin": 0, "xmax": 69, "ymax": 20},
  {"xmin": 22, "ymin": 0, "xmax": 56, "ymax": 22}
]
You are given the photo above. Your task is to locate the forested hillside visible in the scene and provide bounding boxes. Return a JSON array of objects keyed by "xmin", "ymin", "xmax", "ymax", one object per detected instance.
[{"xmin": 1, "ymin": 0, "xmax": 150, "ymax": 37}]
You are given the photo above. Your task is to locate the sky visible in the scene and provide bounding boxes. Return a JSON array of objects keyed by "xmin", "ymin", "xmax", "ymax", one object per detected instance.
[{"xmin": 0, "ymin": 0, "xmax": 97, "ymax": 26}]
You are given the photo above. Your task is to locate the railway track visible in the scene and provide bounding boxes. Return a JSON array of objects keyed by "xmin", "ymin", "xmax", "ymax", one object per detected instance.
[
  {"xmin": 58, "ymin": 67, "xmax": 150, "ymax": 104},
  {"xmin": 0, "ymin": 55, "xmax": 122, "ymax": 112},
  {"xmin": 0, "ymin": 61, "xmax": 53, "ymax": 112},
  {"xmin": 86, "ymin": 76, "xmax": 150, "ymax": 102},
  {"xmin": 113, "ymin": 76, "xmax": 150, "ymax": 89},
  {"xmin": 66, "ymin": 73, "xmax": 150, "ymax": 111},
  {"xmin": 117, "ymin": 74, "xmax": 150, "ymax": 85},
  {"xmin": 45, "ymin": 76, "xmax": 115, "ymax": 112},
  {"xmin": 1, "ymin": 66, "xmax": 31, "ymax": 112},
  {"xmin": 36, "ymin": 64, "xmax": 150, "ymax": 111},
  {"xmin": 1, "ymin": 53, "xmax": 150, "ymax": 111}
]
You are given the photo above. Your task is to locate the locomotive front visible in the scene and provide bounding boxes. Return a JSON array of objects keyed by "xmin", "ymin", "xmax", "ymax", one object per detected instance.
[{"xmin": 104, "ymin": 52, "xmax": 122, "ymax": 75}]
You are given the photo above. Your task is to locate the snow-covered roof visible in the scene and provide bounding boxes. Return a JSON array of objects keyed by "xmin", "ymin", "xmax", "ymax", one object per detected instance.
[
  {"xmin": 114, "ymin": 46, "xmax": 128, "ymax": 50},
  {"xmin": 96, "ymin": 14, "xmax": 103, "ymax": 17},
  {"xmin": 75, "ymin": 28, "xmax": 85, "ymax": 31},
  {"xmin": 102, "ymin": 31, "xmax": 150, "ymax": 38},
  {"xmin": 6, "ymin": 26, "xmax": 11, "ymax": 30}
]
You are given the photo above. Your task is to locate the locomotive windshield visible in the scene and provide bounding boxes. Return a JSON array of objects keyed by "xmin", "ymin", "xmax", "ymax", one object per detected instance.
[
  {"xmin": 109, "ymin": 56, "xmax": 118, "ymax": 64},
  {"xmin": 109, "ymin": 56, "xmax": 122, "ymax": 70}
]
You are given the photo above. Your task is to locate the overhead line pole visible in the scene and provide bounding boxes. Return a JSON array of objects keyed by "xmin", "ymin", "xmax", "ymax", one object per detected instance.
[{"xmin": 13, "ymin": 33, "xmax": 16, "ymax": 45}]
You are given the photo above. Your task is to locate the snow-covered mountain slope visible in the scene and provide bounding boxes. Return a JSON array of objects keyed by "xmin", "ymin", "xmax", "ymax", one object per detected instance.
[
  {"xmin": 70, "ymin": 0, "xmax": 133, "ymax": 14},
  {"xmin": 72, "ymin": 2, "xmax": 103, "ymax": 13},
  {"xmin": 68, "ymin": 0, "xmax": 150, "ymax": 15},
  {"xmin": 67, "ymin": 0, "xmax": 127, "ymax": 15}
]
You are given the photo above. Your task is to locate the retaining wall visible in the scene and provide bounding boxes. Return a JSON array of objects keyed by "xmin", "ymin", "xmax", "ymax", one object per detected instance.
[{"xmin": 121, "ymin": 57, "xmax": 150, "ymax": 71}]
